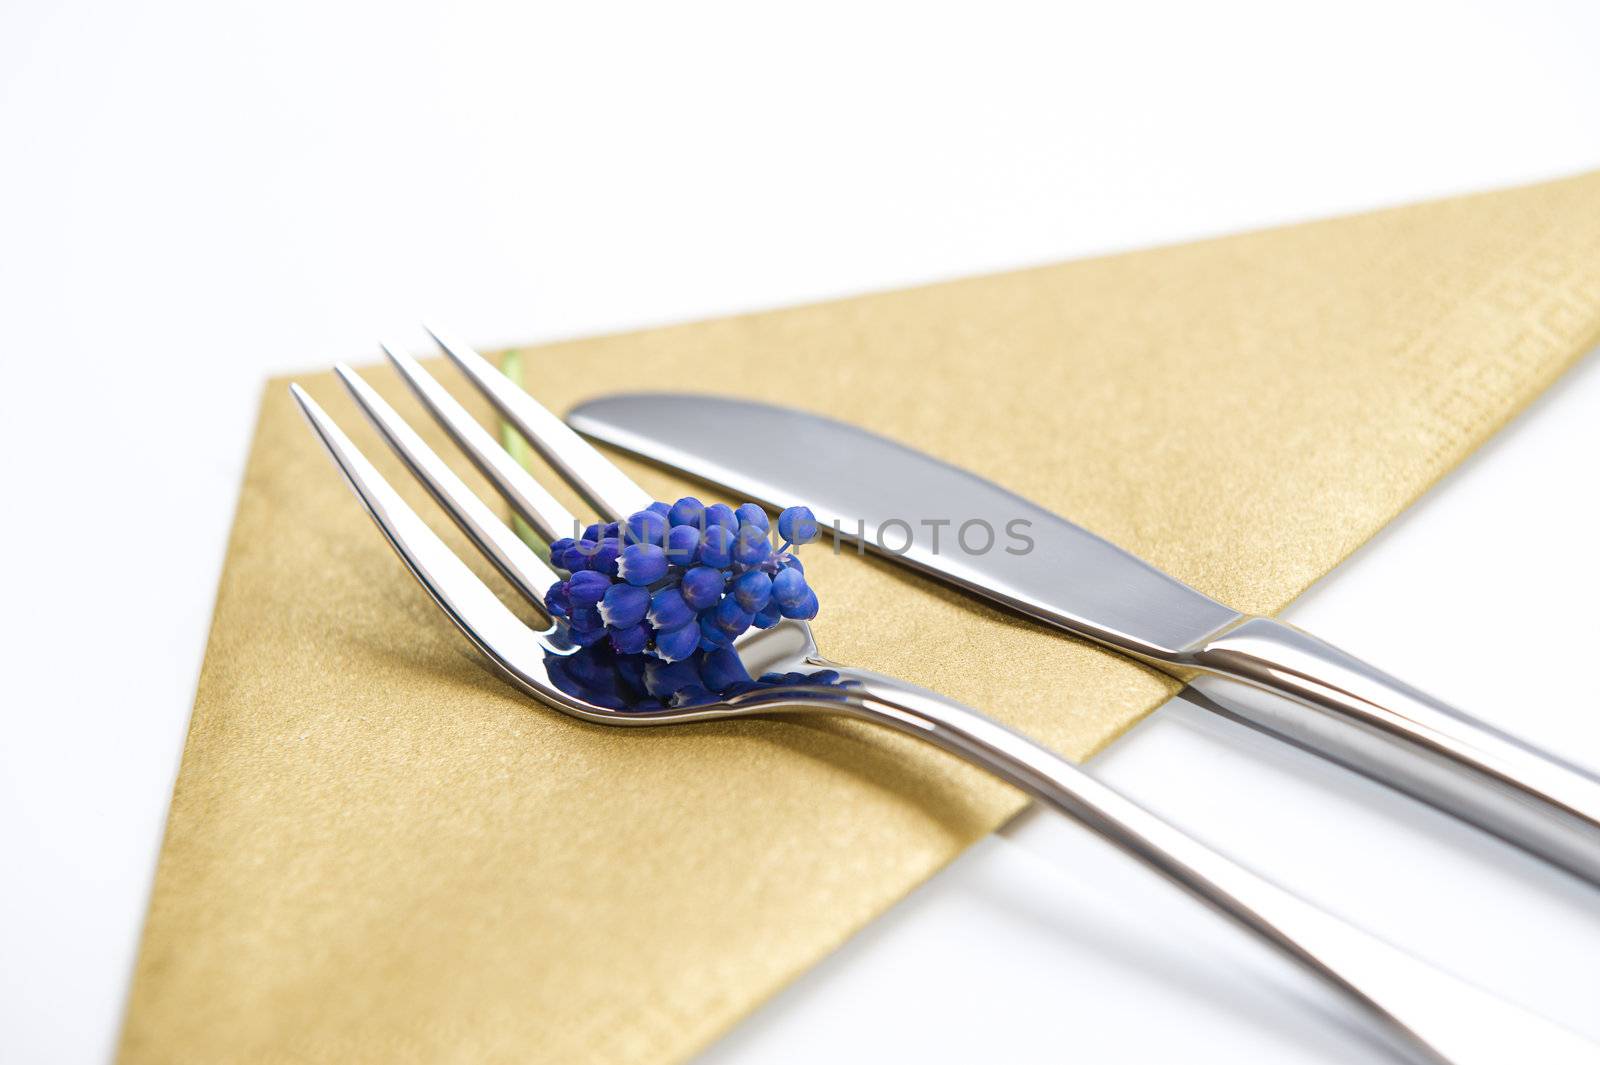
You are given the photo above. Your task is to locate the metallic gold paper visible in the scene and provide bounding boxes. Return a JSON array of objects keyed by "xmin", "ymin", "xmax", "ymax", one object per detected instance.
[{"xmin": 121, "ymin": 172, "xmax": 1600, "ymax": 1064}]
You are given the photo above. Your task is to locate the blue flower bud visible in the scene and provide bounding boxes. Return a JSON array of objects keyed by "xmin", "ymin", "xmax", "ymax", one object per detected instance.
[
  {"xmin": 609, "ymin": 623, "xmax": 651, "ymax": 655},
  {"xmin": 703, "ymin": 503, "xmax": 737, "ymax": 532},
  {"xmin": 752, "ymin": 600, "xmax": 782, "ymax": 629},
  {"xmin": 548, "ymin": 537, "xmax": 577, "ymax": 573},
  {"xmin": 700, "ymin": 646, "xmax": 752, "ymax": 692},
  {"xmin": 734, "ymin": 503, "xmax": 769, "ymax": 532},
  {"xmin": 652, "ymin": 622, "xmax": 701, "ymax": 663},
  {"xmin": 778, "ymin": 506, "xmax": 819, "ymax": 545},
  {"xmin": 581, "ymin": 523, "xmax": 603, "ymax": 542},
  {"xmin": 586, "ymin": 536, "xmax": 622, "ymax": 576},
  {"xmin": 617, "ymin": 543, "xmax": 668, "ymax": 586},
  {"xmin": 569, "ymin": 603, "xmax": 604, "ymax": 631},
  {"xmin": 698, "ymin": 612, "xmax": 733, "ymax": 649},
  {"xmin": 698, "ymin": 524, "xmax": 735, "ymax": 568},
  {"xmin": 567, "ymin": 570, "xmax": 611, "ymax": 607},
  {"xmin": 733, "ymin": 522, "xmax": 772, "ymax": 566},
  {"xmin": 664, "ymin": 524, "xmax": 701, "ymax": 566},
  {"xmin": 648, "ymin": 586, "xmax": 694, "ymax": 631},
  {"xmin": 647, "ymin": 500, "xmax": 672, "ymax": 517},
  {"xmin": 545, "ymin": 580, "xmax": 572, "ymax": 618},
  {"xmin": 681, "ymin": 565, "xmax": 725, "ymax": 610},
  {"xmin": 778, "ymin": 588, "xmax": 819, "ymax": 620},
  {"xmin": 595, "ymin": 530, "xmax": 624, "ymax": 572},
  {"xmin": 599, "ymin": 583, "xmax": 650, "ymax": 628},
  {"xmin": 668, "ymin": 496, "xmax": 705, "ymax": 528},
  {"xmin": 625, "ymin": 509, "xmax": 668, "ymax": 546},
  {"xmin": 732, "ymin": 569, "xmax": 772, "ymax": 613},
  {"xmin": 713, "ymin": 595, "xmax": 754, "ymax": 638},
  {"xmin": 770, "ymin": 567, "xmax": 808, "ymax": 609}
]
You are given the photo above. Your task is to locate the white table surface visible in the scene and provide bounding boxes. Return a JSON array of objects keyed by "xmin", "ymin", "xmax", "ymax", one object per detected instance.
[{"xmin": 4, "ymin": 3, "xmax": 1600, "ymax": 1062}]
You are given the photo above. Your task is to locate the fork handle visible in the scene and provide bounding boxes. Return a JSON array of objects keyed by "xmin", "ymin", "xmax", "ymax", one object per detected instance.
[
  {"xmin": 831, "ymin": 672, "xmax": 1598, "ymax": 1065},
  {"xmin": 1182, "ymin": 617, "xmax": 1600, "ymax": 885}
]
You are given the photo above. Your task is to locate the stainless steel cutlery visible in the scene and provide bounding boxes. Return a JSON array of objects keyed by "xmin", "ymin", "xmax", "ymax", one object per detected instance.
[{"xmin": 567, "ymin": 392, "xmax": 1600, "ymax": 886}]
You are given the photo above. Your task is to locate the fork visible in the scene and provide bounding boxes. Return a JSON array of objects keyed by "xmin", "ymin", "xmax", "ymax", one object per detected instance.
[{"xmin": 288, "ymin": 326, "xmax": 1599, "ymax": 1065}]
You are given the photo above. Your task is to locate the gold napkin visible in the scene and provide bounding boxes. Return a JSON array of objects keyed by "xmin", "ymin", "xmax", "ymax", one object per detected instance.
[{"xmin": 121, "ymin": 172, "xmax": 1600, "ymax": 1064}]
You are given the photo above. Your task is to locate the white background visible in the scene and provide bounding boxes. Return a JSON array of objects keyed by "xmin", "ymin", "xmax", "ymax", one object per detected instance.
[{"xmin": 3, "ymin": 3, "xmax": 1600, "ymax": 1062}]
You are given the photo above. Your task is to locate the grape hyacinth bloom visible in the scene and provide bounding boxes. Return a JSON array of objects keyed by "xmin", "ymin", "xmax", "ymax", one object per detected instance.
[
  {"xmin": 616, "ymin": 543, "xmax": 668, "ymax": 586},
  {"xmin": 599, "ymin": 583, "xmax": 650, "ymax": 628},
  {"xmin": 680, "ymin": 565, "xmax": 725, "ymax": 610},
  {"xmin": 734, "ymin": 502, "xmax": 769, "ymax": 531},
  {"xmin": 777, "ymin": 505, "xmax": 819, "ymax": 547},
  {"xmin": 539, "ymin": 497, "xmax": 827, "ymax": 706}
]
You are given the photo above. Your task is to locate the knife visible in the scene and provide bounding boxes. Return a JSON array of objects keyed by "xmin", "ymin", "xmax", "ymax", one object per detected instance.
[{"xmin": 568, "ymin": 392, "xmax": 1600, "ymax": 886}]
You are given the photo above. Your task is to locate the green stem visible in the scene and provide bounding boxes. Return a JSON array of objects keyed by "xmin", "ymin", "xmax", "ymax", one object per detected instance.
[{"xmin": 497, "ymin": 349, "xmax": 551, "ymax": 562}]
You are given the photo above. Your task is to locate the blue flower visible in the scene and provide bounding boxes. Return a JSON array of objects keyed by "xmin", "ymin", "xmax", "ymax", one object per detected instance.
[
  {"xmin": 680, "ymin": 565, "xmax": 725, "ymax": 610},
  {"xmin": 625, "ymin": 509, "xmax": 668, "ymax": 546},
  {"xmin": 664, "ymin": 524, "xmax": 701, "ymax": 566},
  {"xmin": 599, "ymin": 583, "xmax": 650, "ymax": 628},
  {"xmin": 617, "ymin": 542, "xmax": 668, "ymax": 586},
  {"xmin": 697, "ymin": 524, "xmax": 735, "ymax": 568},
  {"xmin": 734, "ymin": 503, "xmax": 769, "ymax": 532},
  {"xmin": 732, "ymin": 522, "xmax": 772, "ymax": 566},
  {"xmin": 548, "ymin": 537, "xmax": 578, "ymax": 572},
  {"xmin": 713, "ymin": 595, "xmax": 754, "ymax": 638},
  {"xmin": 567, "ymin": 570, "xmax": 611, "ymax": 607},
  {"xmin": 770, "ymin": 567, "xmax": 808, "ymax": 609},
  {"xmin": 648, "ymin": 586, "xmax": 695, "ymax": 631},
  {"xmin": 698, "ymin": 613, "xmax": 732, "ymax": 650},
  {"xmin": 732, "ymin": 569, "xmax": 772, "ymax": 613},
  {"xmin": 778, "ymin": 506, "xmax": 819, "ymax": 546},
  {"xmin": 668, "ymin": 496, "xmax": 705, "ymax": 528},
  {"xmin": 580, "ymin": 536, "xmax": 622, "ymax": 577},
  {"xmin": 543, "ymin": 497, "xmax": 823, "ymax": 680},
  {"xmin": 778, "ymin": 588, "xmax": 819, "ymax": 620},
  {"xmin": 653, "ymin": 622, "xmax": 700, "ymax": 663},
  {"xmin": 703, "ymin": 503, "xmax": 737, "ymax": 532},
  {"xmin": 609, "ymin": 623, "xmax": 651, "ymax": 655}
]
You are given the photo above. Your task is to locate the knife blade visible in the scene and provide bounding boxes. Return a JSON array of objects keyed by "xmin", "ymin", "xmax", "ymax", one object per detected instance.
[{"xmin": 568, "ymin": 392, "xmax": 1600, "ymax": 885}]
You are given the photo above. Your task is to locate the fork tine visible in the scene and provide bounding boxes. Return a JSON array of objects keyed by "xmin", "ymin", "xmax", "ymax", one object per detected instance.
[
  {"xmin": 424, "ymin": 322, "xmax": 655, "ymax": 521},
  {"xmin": 380, "ymin": 341, "xmax": 579, "ymax": 545},
  {"xmin": 288, "ymin": 384, "xmax": 560, "ymax": 690},
  {"xmin": 333, "ymin": 364, "xmax": 561, "ymax": 614}
]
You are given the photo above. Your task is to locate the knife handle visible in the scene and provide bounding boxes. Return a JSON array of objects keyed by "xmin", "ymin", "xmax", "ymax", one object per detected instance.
[{"xmin": 1186, "ymin": 616, "xmax": 1600, "ymax": 884}]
